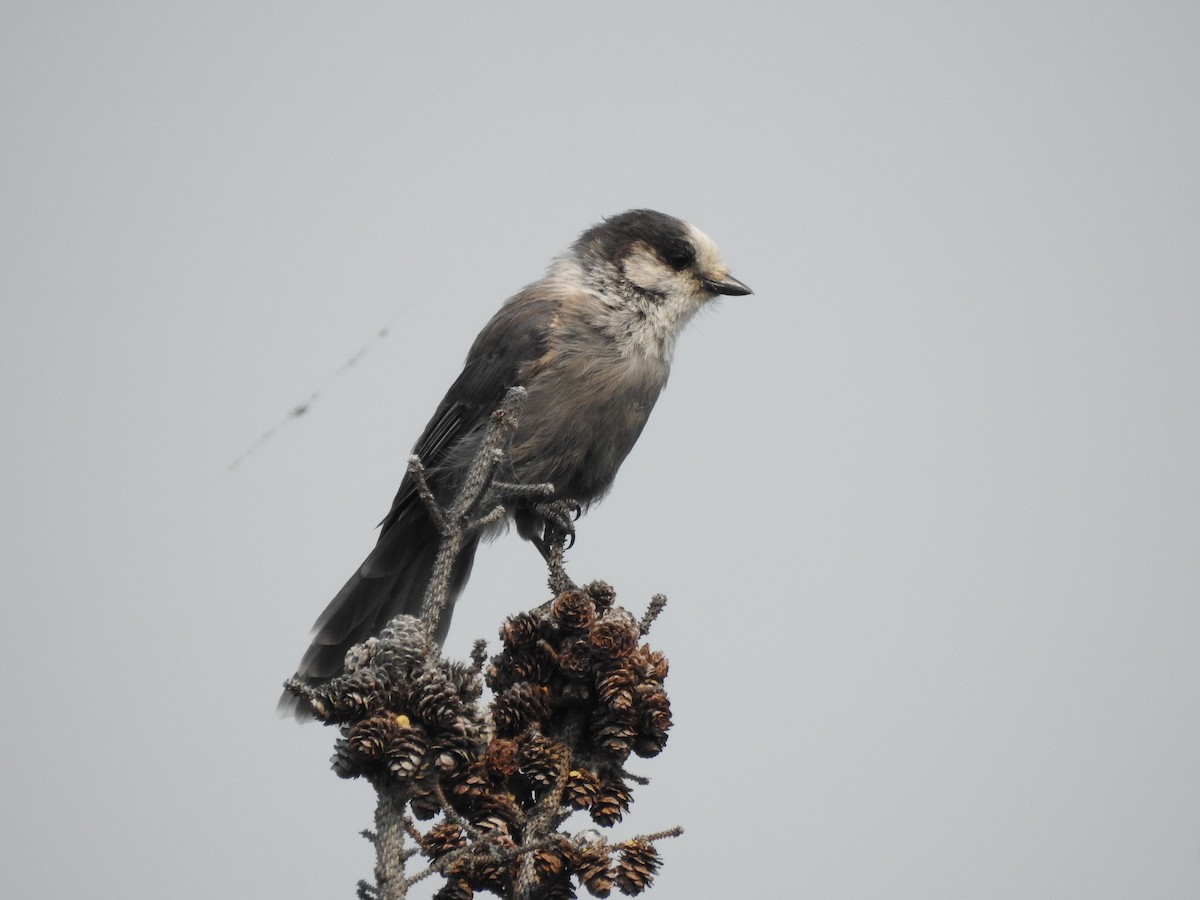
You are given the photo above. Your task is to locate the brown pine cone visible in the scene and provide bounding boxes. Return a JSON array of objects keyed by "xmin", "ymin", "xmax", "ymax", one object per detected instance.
[
  {"xmin": 532, "ymin": 844, "xmax": 570, "ymax": 879},
  {"xmin": 613, "ymin": 839, "xmax": 662, "ymax": 895},
  {"xmin": 420, "ymin": 822, "xmax": 466, "ymax": 860},
  {"xmin": 500, "ymin": 611, "xmax": 542, "ymax": 649},
  {"xmin": 588, "ymin": 614, "xmax": 638, "ymax": 661},
  {"xmin": 590, "ymin": 776, "xmax": 632, "ymax": 827},
  {"xmin": 385, "ymin": 724, "xmax": 429, "ymax": 780},
  {"xmin": 629, "ymin": 645, "xmax": 669, "ymax": 682},
  {"xmin": 482, "ymin": 737, "xmax": 521, "ymax": 780},
  {"xmin": 537, "ymin": 879, "xmax": 578, "ymax": 900},
  {"xmin": 570, "ymin": 840, "xmax": 614, "ymax": 898},
  {"xmin": 596, "ymin": 663, "xmax": 637, "ymax": 713},
  {"xmin": 508, "ymin": 646, "xmax": 557, "ymax": 685},
  {"xmin": 447, "ymin": 761, "xmax": 491, "ymax": 807},
  {"xmin": 412, "ymin": 669, "xmax": 464, "ymax": 730},
  {"xmin": 583, "ymin": 581, "xmax": 617, "ymax": 612},
  {"xmin": 432, "ymin": 879, "xmax": 474, "ymax": 900},
  {"xmin": 345, "ymin": 713, "xmax": 400, "ymax": 762},
  {"xmin": 556, "ymin": 639, "xmax": 595, "ymax": 680},
  {"xmin": 564, "ymin": 767, "xmax": 602, "ymax": 809},
  {"xmin": 409, "ymin": 771, "xmax": 443, "ymax": 819},
  {"xmin": 330, "ymin": 737, "xmax": 360, "ymax": 779},
  {"xmin": 591, "ymin": 714, "xmax": 637, "ymax": 762},
  {"xmin": 492, "ymin": 682, "xmax": 551, "ymax": 736},
  {"xmin": 550, "ymin": 589, "xmax": 598, "ymax": 631},
  {"xmin": 518, "ymin": 732, "xmax": 566, "ymax": 789},
  {"xmin": 430, "ymin": 717, "xmax": 483, "ymax": 774},
  {"xmin": 464, "ymin": 838, "xmax": 515, "ymax": 893},
  {"xmin": 633, "ymin": 690, "xmax": 671, "ymax": 758}
]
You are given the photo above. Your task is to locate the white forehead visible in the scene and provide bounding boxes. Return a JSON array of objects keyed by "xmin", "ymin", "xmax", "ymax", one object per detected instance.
[{"xmin": 685, "ymin": 222, "xmax": 727, "ymax": 275}]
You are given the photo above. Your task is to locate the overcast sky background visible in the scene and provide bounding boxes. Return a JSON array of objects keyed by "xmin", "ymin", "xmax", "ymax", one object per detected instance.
[{"xmin": 3, "ymin": 3, "xmax": 1198, "ymax": 898}]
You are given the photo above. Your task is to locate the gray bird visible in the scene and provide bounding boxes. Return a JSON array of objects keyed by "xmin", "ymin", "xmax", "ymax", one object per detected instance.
[{"xmin": 283, "ymin": 209, "xmax": 750, "ymax": 713}]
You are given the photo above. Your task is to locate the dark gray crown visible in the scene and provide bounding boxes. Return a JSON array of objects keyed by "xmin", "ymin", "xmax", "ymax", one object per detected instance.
[{"xmin": 574, "ymin": 209, "xmax": 697, "ymax": 272}]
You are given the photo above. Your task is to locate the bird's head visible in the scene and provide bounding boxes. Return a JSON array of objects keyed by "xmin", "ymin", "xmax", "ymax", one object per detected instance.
[{"xmin": 573, "ymin": 209, "xmax": 751, "ymax": 324}]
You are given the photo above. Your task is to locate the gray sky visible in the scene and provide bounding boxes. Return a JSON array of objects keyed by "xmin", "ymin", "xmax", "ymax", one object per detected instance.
[{"xmin": 3, "ymin": 3, "xmax": 1198, "ymax": 898}]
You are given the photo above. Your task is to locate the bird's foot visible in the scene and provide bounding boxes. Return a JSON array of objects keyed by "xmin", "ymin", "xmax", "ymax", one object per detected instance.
[
  {"xmin": 529, "ymin": 498, "xmax": 580, "ymax": 594},
  {"xmin": 531, "ymin": 498, "xmax": 581, "ymax": 550}
]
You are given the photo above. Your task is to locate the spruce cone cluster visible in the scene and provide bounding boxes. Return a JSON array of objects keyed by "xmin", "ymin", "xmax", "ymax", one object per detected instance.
[
  {"xmin": 486, "ymin": 581, "xmax": 673, "ymax": 827},
  {"xmin": 421, "ymin": 829, "xmax": 665, "ymax": 900},
  {"xmin": 284, "ymin": 582, "xmax": 676, "ymax": 898},
  {"xmin": 284, "ymin": 616, "xmax": 486, "ymax": 789}
]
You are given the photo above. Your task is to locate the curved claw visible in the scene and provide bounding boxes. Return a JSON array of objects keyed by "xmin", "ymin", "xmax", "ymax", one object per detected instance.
[
  {"xmin": 528, "ymin": 497, "xmax": 580, "ymax": 552},
  {"xmin": 548, "ymin": 512, "xmax": 576, "ymax": 548}
]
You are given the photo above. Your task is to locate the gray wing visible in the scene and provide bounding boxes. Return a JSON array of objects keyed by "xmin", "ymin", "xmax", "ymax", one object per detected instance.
[
  {"xmin": 374, "ymin": 289, "xmax": 554, "ymax": 541},
  {"xmin": 291, "ymin": 289, "xmax": 555, "ymax": 691}
]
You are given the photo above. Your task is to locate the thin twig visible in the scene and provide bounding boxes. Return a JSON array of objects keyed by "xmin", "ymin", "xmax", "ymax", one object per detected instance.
[
  {"xmin": 418, "ymin": 388, "xmax": 548, "ymax": 638},
  {"xmin": 631, "ymin": 826, "xmax": 684, "ymax": 843},
  {"xmin": 638, "ymin": 594, "xmax": 668, "ymax": 636},
  {"xmin": 431, "ymin": 782, "xmax": 487, "ymax": 842}
]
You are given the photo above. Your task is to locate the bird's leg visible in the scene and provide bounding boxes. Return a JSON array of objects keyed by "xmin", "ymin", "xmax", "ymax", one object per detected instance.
[{"xmin": 528, "ymin": 498, "xmax": 581, "ymax": 595}]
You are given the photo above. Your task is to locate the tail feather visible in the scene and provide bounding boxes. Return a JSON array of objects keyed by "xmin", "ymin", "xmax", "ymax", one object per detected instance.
[{"xmin": 278, "ymin": 503, "xmax": 479, "ymax": 720}]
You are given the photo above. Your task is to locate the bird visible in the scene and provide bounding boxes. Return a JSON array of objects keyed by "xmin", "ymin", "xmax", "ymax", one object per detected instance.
[{"xmin": 282, "ymin": 209, "xmax": 750, "ymax": 715}]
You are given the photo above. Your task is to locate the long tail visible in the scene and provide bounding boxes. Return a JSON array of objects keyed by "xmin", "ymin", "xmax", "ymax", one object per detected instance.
[{"xmin": 278, "ymin": 502, "xmax": 479, "ymax": 720}]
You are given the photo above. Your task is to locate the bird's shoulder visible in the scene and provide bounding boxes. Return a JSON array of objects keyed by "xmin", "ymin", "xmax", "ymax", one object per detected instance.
[{"xmin": 379, "ymin": 282, "xmax": 569, "ymax": 525}]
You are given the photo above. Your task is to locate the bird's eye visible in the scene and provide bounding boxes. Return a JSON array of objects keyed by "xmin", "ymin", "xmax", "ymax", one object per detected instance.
[{"xmin": 664, "ymin": 245, "xmax": 694, "ymax": 271}]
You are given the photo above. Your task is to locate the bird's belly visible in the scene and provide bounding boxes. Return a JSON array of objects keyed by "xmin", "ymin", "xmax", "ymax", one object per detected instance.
[{"xmin": 508, "ymin": 367, "xmax": 662, "ymax": 504}]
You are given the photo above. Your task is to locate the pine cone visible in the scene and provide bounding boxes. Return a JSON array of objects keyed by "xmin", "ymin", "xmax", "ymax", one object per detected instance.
[
  {"xmin": 432, "ymin": 879, "xmax": 474, "ymax": 900},
  {"xmin": 464, "ymin": 839, "xmax": 515, "ymax": 893},
  {"xmin": 629, "ymin": 645, "xmax": 668, "ymax": 682},
  {"xmin": 596, "ymin": 663, "xmax": 636, "ymax": 713},
  {"xmin": 564, "ymin": 767, "xmax": 602, "ymax": 810},
  {"xmin": 570, "ymin": 840, "xmax": 614, "ymax": 898},
  {"xmin": 506, "ymin": 646, "xmax": 557, "ymax": 685},
  {"xmin": 583, "ymin": 581, "xmax": 616, "ymax": 612},
  {"xmin": 588, "ymin": 615, "xmax": 638, "ymax": 661},
  {"xmin": 590, "ymin": 776, "xmax": 632, "ymax": 827},
  {"xmin": 409, "ymin": 774, "xmax": 442, "ymax": 820},
  {"xmin": 537, "ymin": 879, "xmax": 578, "ymax": 900},
  {"xmin": 591, "ymin": 715, "xmax": 637, "ymax": 762},
  {"xmin": 469, "ymin": 792, "xmax": 521, "ymax": 836},
  {"xmin": 613, "ymin": 839, "xmax": 661, "ymax": 895},
  {"xmin": 518, "ymin": 732, "xmax": 566, "ymax": 789},
  {"xmin": 385, "ymin": 724, "xmax": 428, "ymax": 780},
  {"xmin": 492, "ymin": 682, "xmax": 551, "ymax": 736},
  {"xmin": 447, "ymin": 761, "xmax": 490, "ymax": 807},
  {"xmin": 420, "ymin": 822, "xmax": 466, "ymax": 860},
  {"xmin": 412, "ymin": 668, "xmax": 464, "ymax": 730},
  {"xmin": 442, "ymin": 658, "xmax": 484, "ymax": 701},
  {"xmin": 345, "ymin": 713, "xmax": 402, "ymax": 762},
  {"xmin": 500, "ymin": 611, "xmax": 542, "ymax": 649},
  {"xmin": 557, "ymin": 639, "xmax": 595, "ymax": 680},
  {"xmin": 533, "ymin": 845, "xmax": 570, "ymax": 879},
  {"xmin": 297, "ymin": 668, "xmax": 394, "ymax": 722},
  {"xmin": 330, "ymin": 737, "xmax": 360, "ymax": 779},
  {"xmin": 483, "ymin": 737, "xmax": 521, "ymax": 780},
  {"xmin": 633, "ymin": 690, "xmax": 671, "ymax": 758},
  {"xmin": 375, "ymin": 616, "xmax": 433, "ymax": 667},
  {"xmin": 342, "ymin": 636, "xmax": 379, "ymax": 672},
  {"xmin": 550, "ymin": 589, "xmax": 597, "ymax": 631},
  {"xmin": 431, "ymin": 717, "xmax": 484, "ymax": 774}
]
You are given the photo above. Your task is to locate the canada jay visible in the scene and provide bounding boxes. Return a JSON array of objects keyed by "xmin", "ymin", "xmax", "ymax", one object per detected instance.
[{"xmin": 284, "ymin": 209, "xmax": 750, "ymax": 708}]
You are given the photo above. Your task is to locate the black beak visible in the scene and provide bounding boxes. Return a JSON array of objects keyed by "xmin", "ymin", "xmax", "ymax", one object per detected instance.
[{"xmin": 703, "ymin": 274, "xmax": 753, "ymax": 296}]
